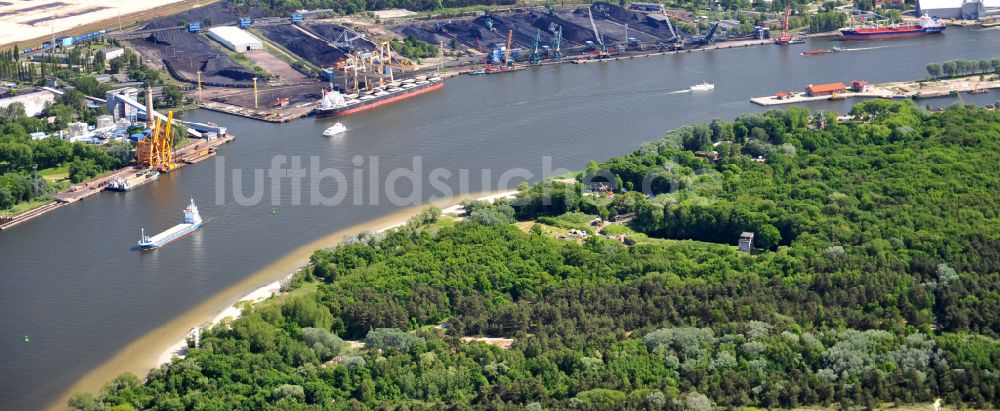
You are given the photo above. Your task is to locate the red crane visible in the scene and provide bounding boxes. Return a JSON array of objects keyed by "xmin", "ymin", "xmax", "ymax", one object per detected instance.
[{"xmin": 775, "ymin": 1, "xmax": 793, "ymax": 44}]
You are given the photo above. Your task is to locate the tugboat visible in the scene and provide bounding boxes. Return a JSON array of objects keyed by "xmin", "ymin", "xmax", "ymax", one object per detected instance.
[
  {"xmin": 106, "ymin": 176, "xmax": 132, "ymax": 192},
  {"xmin": 138, "ymin": 198, "xmax": 203, "ymax": 250},
  {"xmin": 802, "ymin": 49, "xmax": 833, "ymax": 56},
  {"xmin": 323, "ymin": 122, "xmax": 347, "ymax": 136}
]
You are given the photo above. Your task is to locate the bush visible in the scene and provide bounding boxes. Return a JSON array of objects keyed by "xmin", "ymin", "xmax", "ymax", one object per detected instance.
[
  {"xmin": 364, "ymin": 328, "xmax": 423, "ymax": 352},
  {"xmin": 302, "ymin": 327, "xmax": 345, "ymax": 360}
]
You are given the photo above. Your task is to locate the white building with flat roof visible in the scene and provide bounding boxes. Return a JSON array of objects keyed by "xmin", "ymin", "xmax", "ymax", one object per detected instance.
[{"xmin": 207, "ymin": 26, "xmax": 263, "ymax": 53}]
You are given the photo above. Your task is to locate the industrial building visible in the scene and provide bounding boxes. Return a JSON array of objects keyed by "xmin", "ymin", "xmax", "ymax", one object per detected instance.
[
  {"xmin": 918, "ymin": 0, "xmax": 998, "ymax": 19},
  {"xmin": 207, "ymin": 26, "xmax": 264, "ymax": 52}
]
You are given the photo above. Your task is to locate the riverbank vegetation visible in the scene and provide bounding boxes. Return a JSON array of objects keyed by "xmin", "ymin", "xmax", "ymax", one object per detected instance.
[
  {"xmin": 0, "ymin": 99, "xmax": 132, "ymax": 212},
  {"xmin": 390, "ymin": 35, "xmax": 438, "ymax": 61},
  {"xmin": 72, "ymin": 101, "xmax": 1000, "ymax": 410},
  {"xmin": 926, "ymin": 56, "xmax": 1000, "ymax": 79}
]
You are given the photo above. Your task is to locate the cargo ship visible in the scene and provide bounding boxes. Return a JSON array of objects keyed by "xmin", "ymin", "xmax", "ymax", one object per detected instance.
[
  {"xmin": 138, "ymin": 199, "xmax": 203, "ymax": 250},
  {"xmin": 839, "ymin": 15, "xmax": 945, "ymax": 40},
  {"xmin": 314, "ymin": 76, "xmax": 443, "ymax": 118}
]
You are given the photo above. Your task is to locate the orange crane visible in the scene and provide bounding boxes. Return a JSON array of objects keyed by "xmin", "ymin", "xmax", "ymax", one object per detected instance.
[
  {"xmin": 775, "ymin": 1, "xmax": 793, "ymax": 44},
  {"xmin": 503, "ymin": 29, "xmax": 513, "ymax": 68}
]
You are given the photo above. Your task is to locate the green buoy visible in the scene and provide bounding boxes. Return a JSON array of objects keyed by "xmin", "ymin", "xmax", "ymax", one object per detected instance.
[
  {"xmin": 24, "ymin": 335, "xmax": 29, "ymax": 343},
  {"xmin": 272, "ymin": 207, "xmax": 276, "ymax": 215}
]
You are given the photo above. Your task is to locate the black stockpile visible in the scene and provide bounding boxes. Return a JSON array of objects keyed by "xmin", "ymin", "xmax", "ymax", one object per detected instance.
[
  {"xmin": 259, "ymin": 25, "xmax": 347, "ymax": 68},
  {"xmin": 401, "ymin": 26, "xmax": 448, "ymax": 47},
  {"xmin": 144, "ymin": 2, "xmax": 271, "ymax": 30},
  {"xmin": 590, "ymin": 2, "xmax": 681, "ymax": 39},
  {"xmin": 143, "ymin": 31, "xmax": 254, "ymax": 86},
  {"xmin": 307, "ymin": 24, "xmax": 376, "ymax": 52}
]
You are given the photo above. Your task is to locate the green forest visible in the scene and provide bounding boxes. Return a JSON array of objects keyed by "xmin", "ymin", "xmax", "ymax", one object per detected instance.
[{"xmin": 72, "ymin": 101, "xmax": 1000, "ymax": 410}]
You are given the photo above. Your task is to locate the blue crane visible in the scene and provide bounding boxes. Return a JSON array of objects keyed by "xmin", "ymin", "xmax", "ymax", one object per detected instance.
[{"xmin": 553, "ymin": 25, "xmax": 562, "ymax": 60}]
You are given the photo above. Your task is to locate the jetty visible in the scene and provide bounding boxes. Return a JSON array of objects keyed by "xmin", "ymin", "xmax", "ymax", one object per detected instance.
[{"xmin": 752, "ymin": 75, "xmax": 1000, "ymax": 106}]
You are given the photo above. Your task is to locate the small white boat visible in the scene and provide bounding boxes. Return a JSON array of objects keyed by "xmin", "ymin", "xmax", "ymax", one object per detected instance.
[
  {"xmin": 690, "ymin": 81, "xmax": 715, "ymax": 91},
  {"xmin": 322, "ymin": 122, "xmax": 346, "ymax": 136}
]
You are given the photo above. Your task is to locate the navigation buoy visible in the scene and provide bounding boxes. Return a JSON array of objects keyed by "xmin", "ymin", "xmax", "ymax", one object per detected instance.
[
  {"xmin": 24, "ymin": 335, "xmax": 29, "ymax": 343},
  {"xmin": 272, "ymin": 207, "xmax": 276, "ymax": 215}
]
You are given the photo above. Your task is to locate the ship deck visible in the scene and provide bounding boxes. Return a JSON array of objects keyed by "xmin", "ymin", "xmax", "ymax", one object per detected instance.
[{"xmin": 146, "ymin": 223, "xmax": 197, "ymax": 245}]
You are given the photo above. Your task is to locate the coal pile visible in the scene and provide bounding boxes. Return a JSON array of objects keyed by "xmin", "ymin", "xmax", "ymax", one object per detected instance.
[
  {"xmin": 490, "ymin": 13, "xmax": 560, "ymax": 48},
  {"xmin": 591, "ymin": 2, "xmax": 680, "ymax": 40},
  {"xmin": 144, "ymin": 2, "xmax": 270, "ymax": 30},
  {"xmin": 532, "ymin": 13, "xmax": 596, "ymax": 44},
  {"xmin": 401, "ymin": 26, "xmax": 449, "ymax": 47},
  {"xmin": 450, "ymin": 18, "xmax": 506, "ymax": 48},
  {"xmin": 259, "ymin": 25, "xmax": 347, "ymax": 68},
  {"xmin": 140, "ymin": 30, "xmax": 254, "ymax": 86},
  {"xmin": 307, "ymin": 24, "xmax": 376, "ymax": 52}
]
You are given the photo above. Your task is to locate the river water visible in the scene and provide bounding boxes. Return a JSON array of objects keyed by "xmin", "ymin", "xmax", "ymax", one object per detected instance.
[{"xmin": 1, "ymin": 27, "xmax": 999, "ymax": 410}]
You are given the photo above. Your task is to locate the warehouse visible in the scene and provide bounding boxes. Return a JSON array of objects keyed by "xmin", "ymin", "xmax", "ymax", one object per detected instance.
[
  {"xmin": 207, "ymin": 26, "xmax": 264, "ymax": 52},
  {"xmin": 805, "ymin": 83, "xmax": 845, "ymax": 97},
  {"xmin": 917, "ymin": 0, "xmax": 982, "ymax": 19}
]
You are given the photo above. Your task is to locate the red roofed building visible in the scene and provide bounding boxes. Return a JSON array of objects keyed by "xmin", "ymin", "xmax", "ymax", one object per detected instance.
[
  {"xmin": 806, "ymin": 82, "xmax": 846, "ymax": 97},
  {"xmin": 851, "ymin": 80, "xmax": 868, "ymax": 92}
]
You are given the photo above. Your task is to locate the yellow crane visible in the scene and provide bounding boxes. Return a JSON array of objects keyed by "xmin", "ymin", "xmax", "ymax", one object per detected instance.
[{"xmin": 135, "ymin": 111, "xmax": 176, "ymax": 172}]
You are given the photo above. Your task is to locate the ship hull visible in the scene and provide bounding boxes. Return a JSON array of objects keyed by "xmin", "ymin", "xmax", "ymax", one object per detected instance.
[
  {"xmin": 839, "ymin": 26, "xmax": 945, "ymax": 40},
  {"xmin": 315, "ymin": 80, "xmax": 443, "ymax": 118},
  {"xmin": 139, "ymin": 222, "xmax": 202, "ymax": 250}
]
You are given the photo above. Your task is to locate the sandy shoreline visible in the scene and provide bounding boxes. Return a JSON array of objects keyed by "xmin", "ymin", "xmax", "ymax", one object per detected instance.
[{"xmin": 49, "ymin": 190, "xmax": 516, "ymax": 411}]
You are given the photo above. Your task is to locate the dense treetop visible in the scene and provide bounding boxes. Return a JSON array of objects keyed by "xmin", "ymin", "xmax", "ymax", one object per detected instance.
[{"xmin": 73, "ymin": 101, "xmax": 1000, "ymax": 410}]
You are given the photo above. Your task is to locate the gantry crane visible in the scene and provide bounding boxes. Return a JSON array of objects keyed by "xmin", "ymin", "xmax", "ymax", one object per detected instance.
[
  {"xmin": 341, "ymin": 42, "xmax": 414, "ymax": 92},
  {"xmin": 135, "ymin": 111, "xmax": 175, "ymax": 172}
]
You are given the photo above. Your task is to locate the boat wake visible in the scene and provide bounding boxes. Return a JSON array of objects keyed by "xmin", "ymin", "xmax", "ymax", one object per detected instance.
[
  {"xmin": 836, "ymin": 45, "xmax": 898, "ymax": 52},
  {"xmin": 666, "ymin": 89, "xmax": 691, "ymax": 95}
]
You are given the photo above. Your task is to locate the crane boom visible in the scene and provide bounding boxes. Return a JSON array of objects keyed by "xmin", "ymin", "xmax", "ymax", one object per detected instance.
[
  {"xmin": 775, "ymin": 1, "xmax": 793, "ymax": 44},
  {"xmin": 663, "ymin": 9, "xmax": 677, "ymax": 40},
  {"xmin": 503, "ymin": 29, "xmax": 513, "ymax": 67},
  {"xmin": 531, "ymin": 28, "xmax": 541, "ymax": 64},
  {"xmin": 782, "ymin": 1, "xmax": 792, "ymax": 33},
  {"xmin": 554, "ymin": 25, "xmax": 562, "ymax": 59},
  {"xmin": 587, "ymin": 6, "xmax": 604, "ymax": 47}
]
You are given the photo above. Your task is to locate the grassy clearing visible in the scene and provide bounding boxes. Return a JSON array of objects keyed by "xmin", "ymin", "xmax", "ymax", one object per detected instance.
[
  {"xmin": 255, "ymin": 275, "xmax": 321, "ymax": 311},
  {"xmin": 38, "ymin": 166, "xmax": 68, "ymax": 181},
  {"xmin": 1, "ymin": 198, "xmax": 54, "ymax": 217},
  {"xmin": 536, "ymin": 212, "xmax": 597, "ymax": 234}
]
